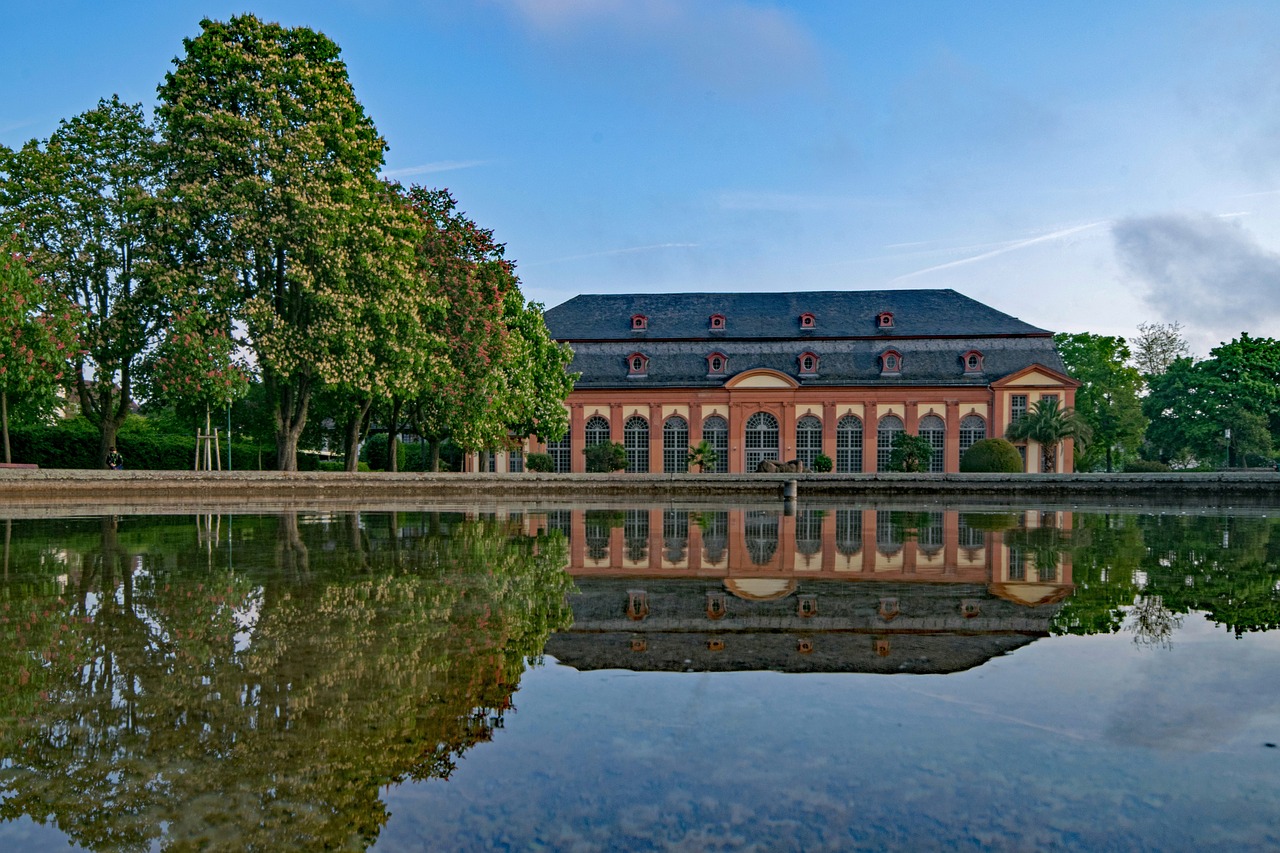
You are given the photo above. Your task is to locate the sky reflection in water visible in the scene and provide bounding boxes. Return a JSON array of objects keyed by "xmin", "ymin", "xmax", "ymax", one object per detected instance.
[{"xmin": 0, "ymin": 506, "xmax": 1277, "ymax": 852}]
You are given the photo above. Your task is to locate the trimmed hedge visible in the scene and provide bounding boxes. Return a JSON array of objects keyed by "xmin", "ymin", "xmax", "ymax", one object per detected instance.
[
  {"xmin": 525, "ymin": 452, "xmax": 554, "ymax": 472},
  {"xmin": 959, "ymin": 438, "xmax": 1025, "ymax": 473},
  {"xmin": 1123, "ymin": 459, "xmax": 1171, "ymax": 473},
  {"xmin": 7, "ymin": 418, "xmax": 275, "ymax": 470}
]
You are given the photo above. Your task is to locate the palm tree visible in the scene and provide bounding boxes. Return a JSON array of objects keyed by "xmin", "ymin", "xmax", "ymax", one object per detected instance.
[{"xmin": 1005, "ymin": 397, "xmax": 1092, "ymax": 472}]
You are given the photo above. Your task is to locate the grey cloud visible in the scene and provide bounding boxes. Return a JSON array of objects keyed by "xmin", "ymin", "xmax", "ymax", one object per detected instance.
[{"xmin": 1112, "ymin": 213, "xmax": 1280, "ymax": 331}]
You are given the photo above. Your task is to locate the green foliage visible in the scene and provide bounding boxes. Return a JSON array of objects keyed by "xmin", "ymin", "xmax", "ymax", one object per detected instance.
[
  {"xmin": 6, "ymin": 416, "xmax": 273, "ymax": 469},
  {"xmin": 1055, "ymin": 332, "xmax": 1147, "ymax": 472},
  {"xmin": 0, "ymin": 95, "xmax": 161, "ymax": 461},
  {"xmin": 524, "ymin": 452, "xmax": 554, "ymax": 472},
  {"xmin": 886, "ymin": 433, "xmax": 935, "ymax": 472},
  {"xmin": 1143, "ymin": 334, "xmax": 1280, "ymax": 468},
  {"xmin": 319, "ymin": 460, "xmax": 370, "ymax": 472},
  {"xmin": 687, "ymin": 439, "xmax": 719, "ymax": 473},
  {"xmin": 583, "ymin": 441, "xmax": 627, "ymax": 473},
  {"xmin": 1005, "ymin": 397, "xmax": 1091, "ymax": 472},
  {"xmin": 811, "ymin": 453, "xmax": 833, "ymax": 473},
  {"xmin": 960, "ymin": 438, "xmax": 1025, "ymax": 473},
  {"xmin": 958, "ymin": 511, "xmax": 1019, "ymax": 531},
  {"xmin": 1123, "ymin": 459, "xmax": 1171, "ymax": 473}
]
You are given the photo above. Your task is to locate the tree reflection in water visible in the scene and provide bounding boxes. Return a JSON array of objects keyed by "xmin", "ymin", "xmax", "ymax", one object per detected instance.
[{"xmin": 0, "ymin": 512, "xmax": 573, "ymax": 851}]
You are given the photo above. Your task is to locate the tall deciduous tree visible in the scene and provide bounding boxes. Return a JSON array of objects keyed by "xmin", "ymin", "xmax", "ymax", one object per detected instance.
[
  {"xmin": 1005, "ymin": 397, "xmax": 1092, "ymax": 473},
  {"xmin": 0, "ymin": 246, "xmax": 81, "ymax": 463},
  {"xmin": 1144, "ymin": 334, "xmax": 1280, "ymax": 467},
  {"xmin": 1055, "ymin": 332, "xmax": 1147, "ymax": 472},
  {"xmin": 1132, "ymin": 321, "xmax": 1190, "ymax": 377},
  {"xmin": 157, "ymin": 15, "xmax": 392, "ymax": 470},
  {"xmin": 0, "ymin": 96, "xmax": 161, "ymax": 464}
]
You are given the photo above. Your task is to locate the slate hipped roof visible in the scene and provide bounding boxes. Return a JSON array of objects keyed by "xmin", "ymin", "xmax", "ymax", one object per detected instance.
[
  {"xmin": 544, "ymin": 289, "xmax": 1050, "ymax": 340},
  {"xmin": 544, "ymin": 289, "xmax": 1067, "ymax": 389}
]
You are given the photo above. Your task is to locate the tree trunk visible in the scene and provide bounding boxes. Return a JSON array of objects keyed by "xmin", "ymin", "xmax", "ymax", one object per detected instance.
[
  {"xmin": 1105, "ymin": 445, "xmax": 1113, "ymax": 473},
  {"xmin": 386, "ymin": 397, "xmax": 404, "ymax": 473},
  {"xmin": 1, "ymin": 390, "xmax": 9, "ymax": 464},
  {"xmin": 430, "ymin": 438, "xmax": 441, "ymax": 472},
  {"xmin": 343, "ymin": 398, "xmax": 373, "ymax": 472},
  {"xmin": 271, "ymin": 376, "xmax": 311, "ymax": 471}
]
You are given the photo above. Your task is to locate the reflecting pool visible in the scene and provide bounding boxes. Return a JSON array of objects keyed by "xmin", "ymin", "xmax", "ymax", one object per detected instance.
[{"xmin": 1, "ymin": 505, "xmax": 1278, "ymax": 851}]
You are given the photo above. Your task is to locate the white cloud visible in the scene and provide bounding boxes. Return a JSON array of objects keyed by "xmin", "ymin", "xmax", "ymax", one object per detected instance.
[
  {"xmin": 892, "ymin": 222, "xmax": 1109, "ymax": 282},
  {"xmin": 381, "ymin": 160, "xmax": 489, "ymax": 179}
]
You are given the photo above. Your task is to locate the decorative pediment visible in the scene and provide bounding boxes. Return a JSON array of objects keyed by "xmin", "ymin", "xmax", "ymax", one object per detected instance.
[
  {"xmin": 991, "ymin": 363, "xmax": 1079, "ymax": 388},
  {"xmin": 724, "ymin": 368, "xmax": 799, "ymax": 389}
]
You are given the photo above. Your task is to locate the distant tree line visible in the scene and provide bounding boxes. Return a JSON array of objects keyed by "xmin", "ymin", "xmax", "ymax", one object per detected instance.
[
  {"xmin": 0, "ymin": 15, "xmax": 575, "ymax": 470},
  {"xmin": 1056, "ymin": 322, "xmax": 1280, "ymax": 471}
]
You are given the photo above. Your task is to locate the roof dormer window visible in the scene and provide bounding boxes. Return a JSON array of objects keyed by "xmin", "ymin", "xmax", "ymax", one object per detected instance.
[
  {"xmin": 706, "ymin": 352, "xmax": 727, "ymax": 375},
  {"xmin": 877, "ymin": 312, "xmax": 894, "ymax": 329},
  {"xmin": 799, "ymin": 312, "xmax": 816, "ymax": 329},
  {"xmin": 962, "ymin": 350, "xmax": 984, "ymax": 373},
  {"xmin": 880, "ymin": 349, "xmax": 902, "ymax": 375},
  {"xmin": 709, "ymin": 313, "xmax": 726, "ymax": 330},
  {"xmin": 627, "ymin": 352, "xmax": 649, "ymax": 376},
  {"xmin": 798, "ymin": 351, "xmax": 819, "ymax": 375},
  {"xmin": 631, "ymin": 314, "xmax": 648, "ymax": 331}
]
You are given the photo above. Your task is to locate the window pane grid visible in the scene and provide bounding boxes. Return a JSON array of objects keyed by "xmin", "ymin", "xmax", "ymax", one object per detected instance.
[
  {"xmin": 836, "ymin": 415, "xmax": 863, "ymax": 473},
  {"xmin": 918, "ymin": 415, "xmax": 945, "ymax": 473},
  {"xmin": 745, "ymin": 412, "xmax": 780, "ymax": 472},
  {"xmin": 584, "ymin": 416, "xmax": 610, "ymax": 448},
  {"xmin": 547, "ymin": 436, "xmax": 571, "ymax": 473},
  {"xmin": 795, "ymin": 415, "xmax": 822, "ymax": 469},
  {"xmin": 959, "ymin": 415, "xmax": 986, "ymax": 459},
  {"xmin": 702, "ymin": 416, "xmax": 729, "ymax": 473},
  {"xmin": 663, "ymin": 417, "xmax": 689, "ymax": 473},
  {"xmin": 877, "ymin": 416, "xmax": 904, "ymax": 471},
  {"xmin": 624, "ymin": 416, "xmax": 649, "ymax": 473}
]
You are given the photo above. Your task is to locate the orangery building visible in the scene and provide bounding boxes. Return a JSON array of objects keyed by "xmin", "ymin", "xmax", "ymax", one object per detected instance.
[{"xmin": 505, "ymin": 289, "xmax": 1078, "ymax": 474}]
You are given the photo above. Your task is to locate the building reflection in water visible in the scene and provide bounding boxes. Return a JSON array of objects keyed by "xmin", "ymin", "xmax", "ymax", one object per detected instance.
[{"xmin": 540, "ymin": 507, "xmax": 1074, "ymax": 675}]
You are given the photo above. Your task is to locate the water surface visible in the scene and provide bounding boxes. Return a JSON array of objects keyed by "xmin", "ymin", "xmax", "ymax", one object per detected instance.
[{"xmin": 0, "ymin": 505, "xmax": 1277, "ymax": 851}]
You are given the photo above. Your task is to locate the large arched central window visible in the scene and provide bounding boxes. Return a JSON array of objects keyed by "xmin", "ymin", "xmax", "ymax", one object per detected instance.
[
  {"xmin": 702, "ymin": 415, "xmax": 729, "ymax": 473},
  {"xmin": 918, "ymin": 414, "xmax": 945, "ymax": 473},
  {"xmin": 877, "ymin": 414, "xmax": 904, "ymax": 471},
  {"xmin": 836, "ymin": 415, "xmax": 863, "ymax": 473},
  {"xmin": 584, "ymin": 415, "xmax": 610, "ymax": 448},
  {"xmin": 795, "ymin": 415, "xmax": 823, "ymax": 469},
  {"xmin": 745, "ymin": 411, "xmax": 780, "ymax": 472},
  {"xmin": 624, "ymin": 416, "xmax": 649, "ymax": 472},
  {"xmin": 663, "ymin": 416, "xmax": 689, "ymax": 473}
]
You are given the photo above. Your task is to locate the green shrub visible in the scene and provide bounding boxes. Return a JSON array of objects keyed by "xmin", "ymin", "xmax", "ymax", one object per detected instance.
[
  {"xmin": 959, "ymin": 438, "xmax": 1025, "ymax": 473},
  {"xmin": 887, "ymin": 434, "xmax": 935, "ymax": 472},
  {"xmin": 318, "ymin": 460, "xmax": 371, "ymax": 472},
  {"xmin": 583, "ymin": 441, "xmax": 627, "ymax": 472},
  {"xmin": 1123, "ymin": 459, "xmax": 1171, "ymax": 473},
  {"xmin": 812, "ymin": 453, "xmax": 833, "ymax": 473},
  {"xmin": 525, "ymin": 452, "xmax": 554, "ymax": 472},
  {"xmin": 7, "ymin": 418, "xmax": 274, "ymax": 469}
]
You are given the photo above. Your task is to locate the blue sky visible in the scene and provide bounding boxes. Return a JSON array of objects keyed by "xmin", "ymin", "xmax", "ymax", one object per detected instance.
[{"xmin": 6, "ymin": 1, "xmax": 1280, "ymax": 356}]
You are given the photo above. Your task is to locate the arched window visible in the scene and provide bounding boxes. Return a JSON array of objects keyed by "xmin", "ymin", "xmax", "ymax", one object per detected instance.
[
  {"xmin": 799, "ymin": 312, "xmax": 816, "ymax": 329},
  {"xmin": 836, "ymin": 509, "xmax": 863, "ymax": 556},
  {"xmin": 745, "ymin": 510, "xmax": 779, "ymax": 566},
  {"xmin": 662, "ymin": 509, "xmax": 688, "ymax": 563},
  {"xmin": 624, "ymin": 509, "xmax": 648, "ymax": 561},
  {"xmin": 701, "ymin": 510, "xmax": 728, "ymax": 562},
  {"xmin": 959, "ymin": 414, "xmax": 986, "ymax": 460},
  {"xmin": 745, "ymin": 411, "xmax": 780, "ymax": 472},
  {"xmin": 631, "ymin": 314, "xmax": 648, "ymax": 331},
  {"xmin": 706, "ymin": 352, "xmax": 727, "ymax": 375},
  {"xmin": 875, "ymin": 510, "xmax": 902, "ymax": 556},
  {"xmin": 795, "ymin": 415, "xmax": 823, "ymax": 469},
  {"xmin": 702, "ymin": 415, "xmax": 729, "ymax": 473},
  {"xmin": 584, "ymin": 415, "xmax": 610, "ymax": 448},
  {"xmin": 626, "ymin": 353, "xmax": 648, "ymax": 376},
  {"xmin": 546, "ymin": 435, "xmax": 571, "ymax": 473},
  {"xmin": 663, "ymin": 416, "xmax": 689, "ymax": 473},
  {"xmin": 624, "ymin": 416, "xmax": 649, "ymax": 472},
  {"xmin": 797, "ymin": 351, "xmax": 819, "ymax": 375},
  {"xmin": 880, "ymin": 350, "xmax": 903, "ymax": 375},
  {"xmin": 918, "ymin": 512, "xmax": 945, "ymax": 556},
  {"xmin": 877, "ymin": 414, "xmax": 904, "ymax": 471},
  {"xmin": 795, "ymin": 510, "xmax": 822, "ymax": 557},
  {"xmin": 709, "ymin": 313, "xmax": 726, "ymax": 330},
  {"xmin": 918, "ymin": 414, "xmax": 945, "ymax": 473},
  {"xmin": 836, "ymin": 415, "xmax": 863, "ymax": 473},
  {"xmin": 963, "ymin": 350, "xmax": 984, "ymax": 373}
]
